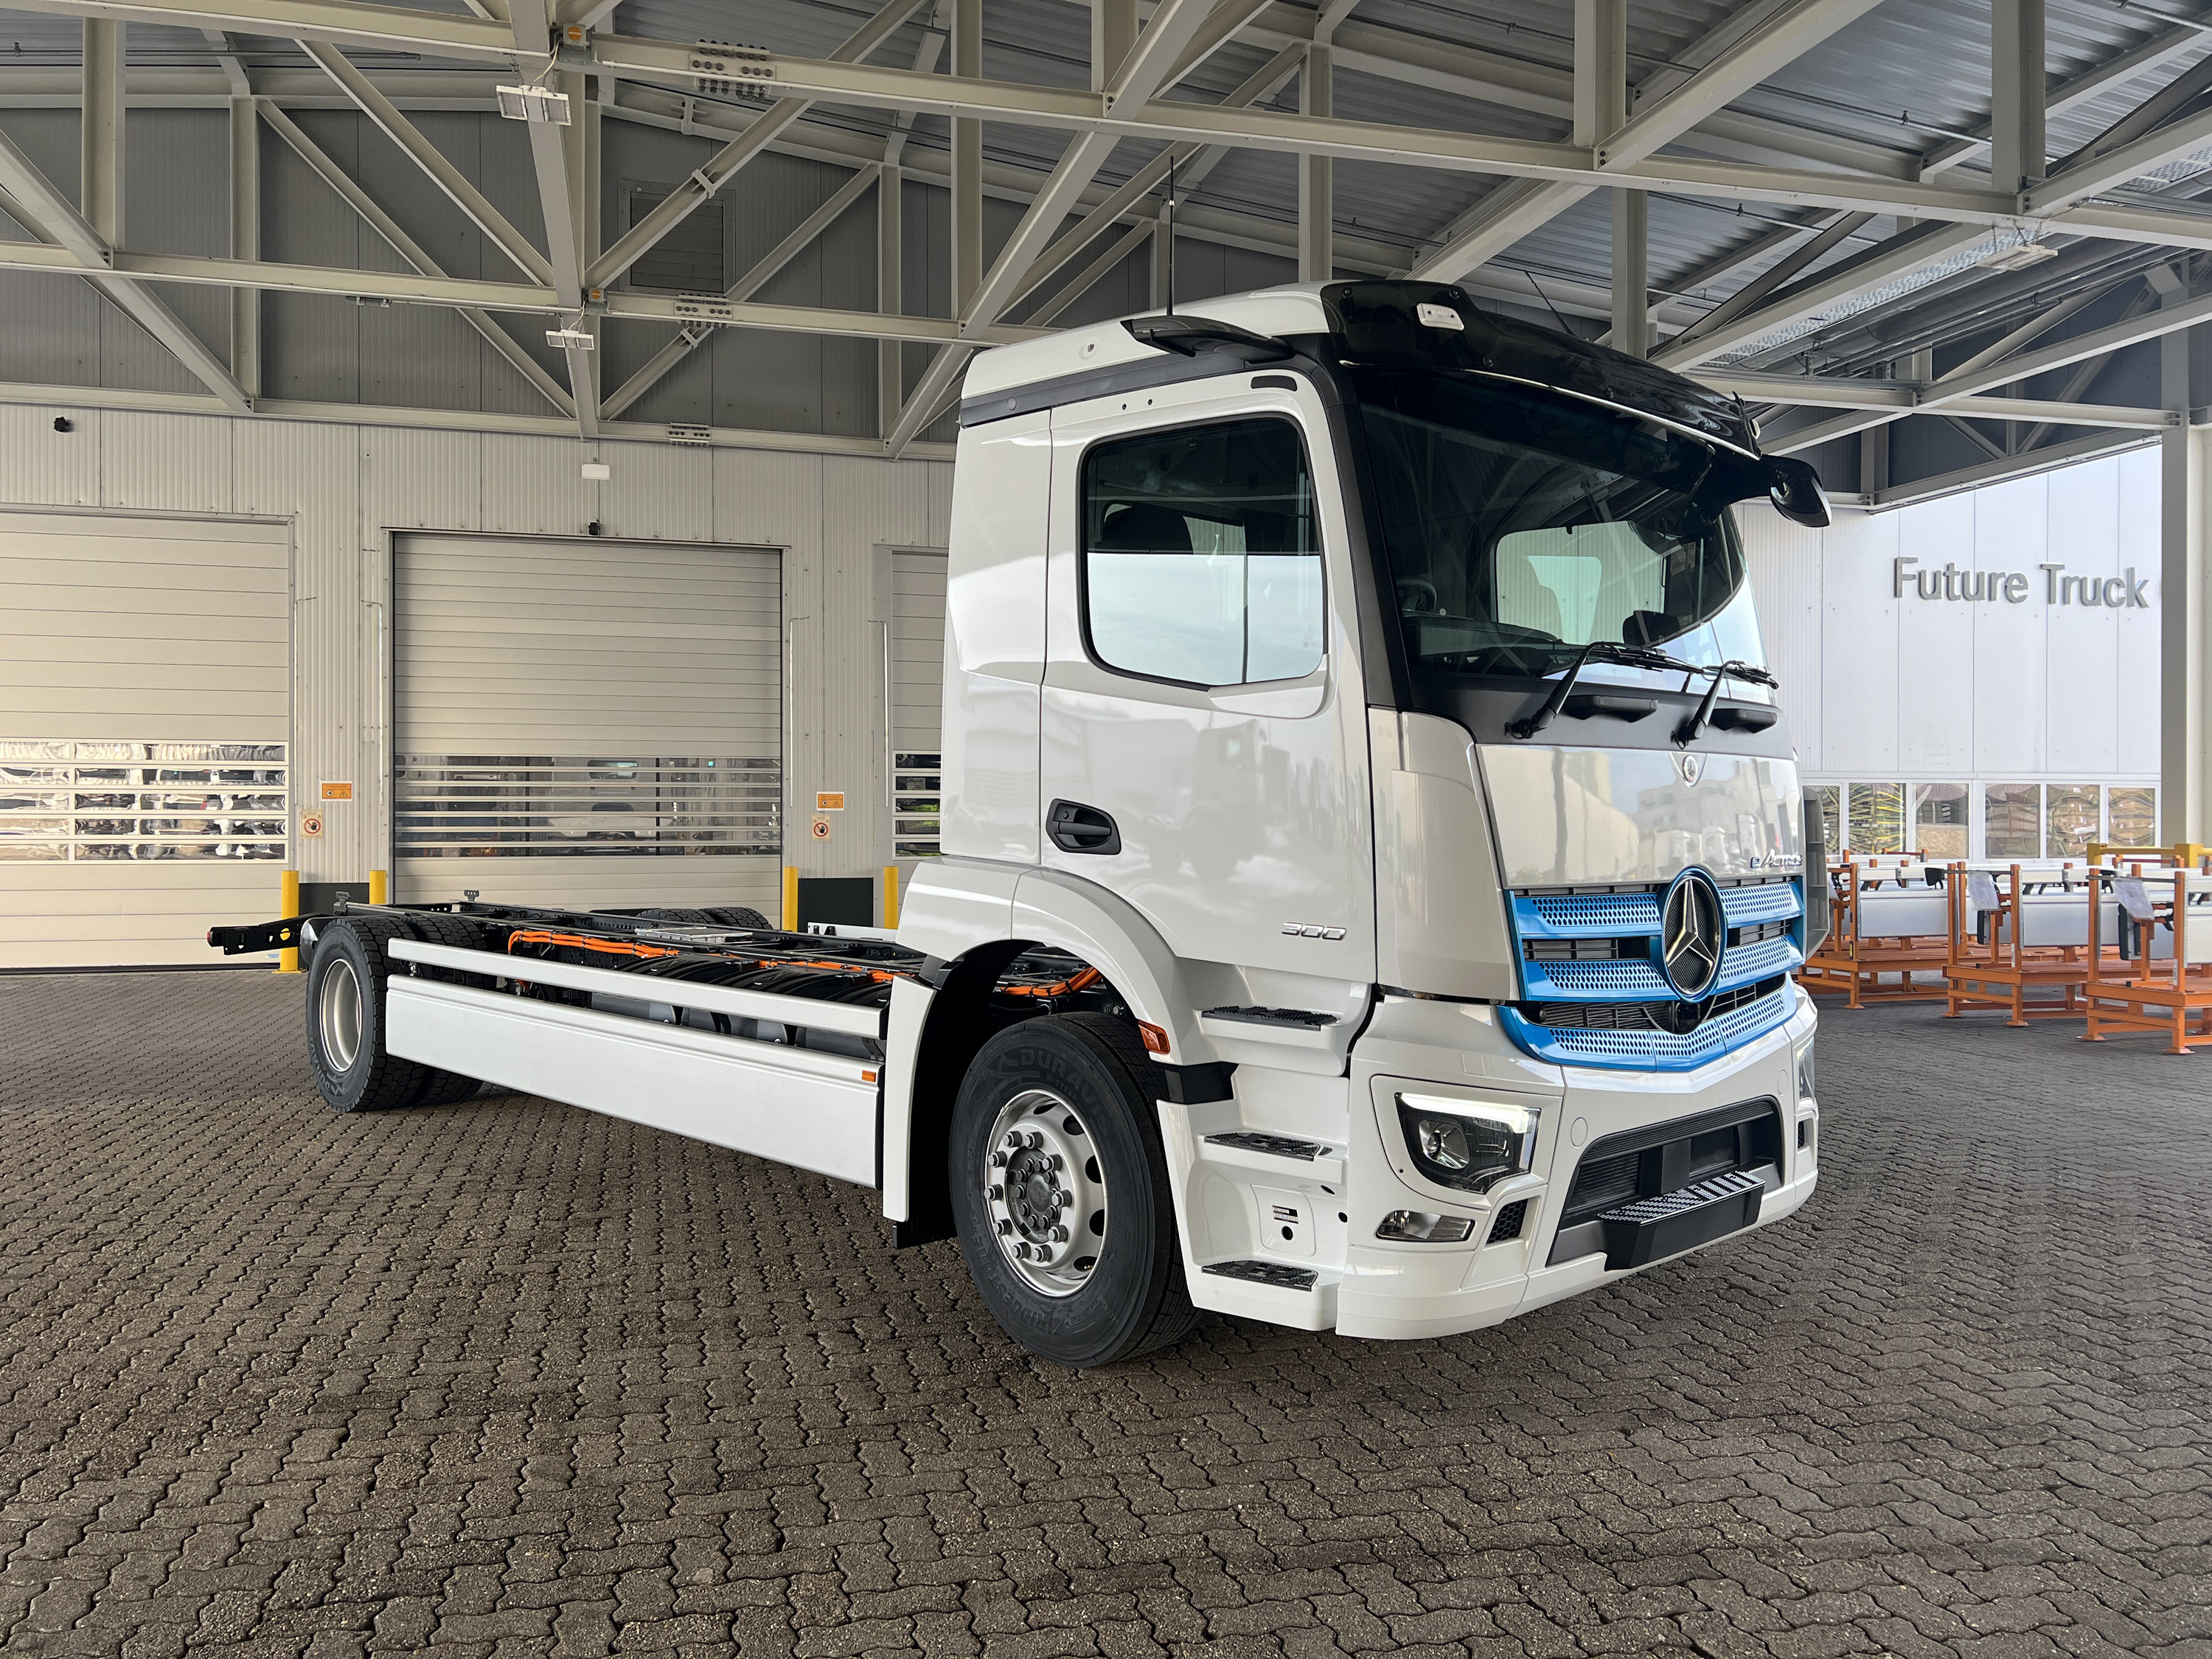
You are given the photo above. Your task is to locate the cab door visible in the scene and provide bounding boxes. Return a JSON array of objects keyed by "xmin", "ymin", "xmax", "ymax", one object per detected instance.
[{"xmin": 1037, "ymin": 372, "xmax": 1374, "ymax": 983}]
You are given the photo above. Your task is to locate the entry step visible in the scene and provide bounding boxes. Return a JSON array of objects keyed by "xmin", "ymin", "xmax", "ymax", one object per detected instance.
[
  {"xmin": 1205, "ymin": 1130, "xmax": 1325, "ymax": 1161},
  {"xmin": 1598, "ymin": 1168, "xmax": 1765, "ymax": 1270},
  {"xmin": 1201, "ymin": 1005, "xmax": 1338, "ymax": 1028},
  {"xmin": 1202, "ymin": 1259, "xmax": 1318, "ymax": 1291}
]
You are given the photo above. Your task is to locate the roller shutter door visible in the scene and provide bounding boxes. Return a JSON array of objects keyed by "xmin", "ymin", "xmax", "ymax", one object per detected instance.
[
  {"xmin": 0, "ymin": 511, "xmax": 291, "ymax": 969},
  {"xmin": 889, "ymin": 549, "xmax": 945, "ymax": 863},
  {"xmin": 394, "ymin": 534, "xmax": 782, "ymax": 912}
]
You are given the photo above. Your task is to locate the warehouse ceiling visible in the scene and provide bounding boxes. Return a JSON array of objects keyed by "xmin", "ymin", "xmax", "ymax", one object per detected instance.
[{"xmin": 0, "ymin": 0, "xmax": 2207, "ymax": 498}]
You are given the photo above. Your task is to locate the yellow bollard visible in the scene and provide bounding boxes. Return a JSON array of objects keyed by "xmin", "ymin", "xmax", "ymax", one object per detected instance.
[
  {"xmin": 882, "ymin": 864, "xmax": 900, "ymax": 930},
  {"xmin": 369, "ymin": 869, "xmax": 389, "ymax": 905},
  {"xmin": 276, "ymin": 867, "xmax": 301, "ymax": 974},
  {"xmin": 782, "ymin": 865, "xmax": 799, "ymax": 932}
]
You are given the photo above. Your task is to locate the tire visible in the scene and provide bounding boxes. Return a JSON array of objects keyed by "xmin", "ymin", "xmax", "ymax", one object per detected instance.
[
  {"xmin": 637, "ymin": 907, "xmax": 714, "ymax": 924},
  {"xmin": 402, "ymin": 914, "xmax": 490, "ymax": 1106},
  {"xmin": 949, "ymin": 1012, "xmax": 1198, "ymax": 1368},
  {"xmin": 306, "ymin": 917, "xmax": 433, "ymax": 1113},
  {"xmin": 702, "ymin": 905, "xmax": 773, "ymax": 931}
]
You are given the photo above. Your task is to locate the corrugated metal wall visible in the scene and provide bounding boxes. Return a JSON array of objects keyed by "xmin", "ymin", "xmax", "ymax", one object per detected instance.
[{"xmin": 0, "ymin": 400, "xmax": 952, "ymax": 914}]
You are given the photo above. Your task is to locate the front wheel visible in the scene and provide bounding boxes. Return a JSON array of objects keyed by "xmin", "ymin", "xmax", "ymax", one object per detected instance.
[{"xmin": 949, "ymin": 1013, "xmax": 1197, "ymax": 1367}]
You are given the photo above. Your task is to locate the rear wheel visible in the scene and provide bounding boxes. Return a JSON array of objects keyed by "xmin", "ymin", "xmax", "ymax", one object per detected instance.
[
  {"xmin": 306, "ymin": 918, "xmax": 431, "ymax": 1113},
  {"xmin": 949, "ymin": 1013, "xmax": 1197, "ymax": 1367}
]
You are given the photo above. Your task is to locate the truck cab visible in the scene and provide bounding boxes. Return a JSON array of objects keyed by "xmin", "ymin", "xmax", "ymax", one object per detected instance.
[
  {"xmin": 234, "ymin": 279, "xmax": 1827, "ymax": 1370},
  {"xmin": 894, "ymin": 279, "xmax": 1825, "ymax": 1350}
]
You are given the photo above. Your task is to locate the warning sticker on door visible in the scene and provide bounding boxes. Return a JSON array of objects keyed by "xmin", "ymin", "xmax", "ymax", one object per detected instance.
[
  {"xmin": 321, "ymin": 782, "xmax": 354, "ymax": 801},
  {"xmin": 815, "ymin": 791, "xmax": 845, "ymax": 811}
]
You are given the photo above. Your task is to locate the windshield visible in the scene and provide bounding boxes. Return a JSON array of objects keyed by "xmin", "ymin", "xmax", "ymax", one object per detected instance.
[{"xmin": 1347, "ymin": 367, "xmax": 1763, "ymax": 682}]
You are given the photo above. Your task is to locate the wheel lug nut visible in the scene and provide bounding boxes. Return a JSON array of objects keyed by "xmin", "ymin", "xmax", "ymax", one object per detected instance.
[
  {"xmin": 995, "ymin": 1219, "xmax": 1012, "ymax": 1236},
  {"xmin": 987, "ymin": 1184, "xmax": 1004, "ymax": 1201},
  {"xmin": 1049, "ymin": 1225, "xmax": 1068, "ymax": 1243},
  {"xmin": 1048, "ymin": 1152, "xmax": 1064, "ymax": 1170},
  {"xmin": 1027, "ymin": 1131, "xmax": 1046, "ymax": 1149},
  {"xmin": 1015, "ymin": 1242, "xmax": 1032, "ymax": 1259},
  {"xmin": 990, "ymin": 1151, "xmax": 1008, "ymax": 1168}
]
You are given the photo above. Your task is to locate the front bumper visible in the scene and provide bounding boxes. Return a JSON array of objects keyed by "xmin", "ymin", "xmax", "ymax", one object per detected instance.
[{"xmin": 1334, "ymin": 983, "xmax": 1820, "ymax": 1340}]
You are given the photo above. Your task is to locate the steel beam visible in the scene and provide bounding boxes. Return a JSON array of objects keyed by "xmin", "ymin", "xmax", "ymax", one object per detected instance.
[
  {"xmin": 1596, "ymin": 0, "xmax": 1885, "ymax": 170},
  {"xmin": 1299, "ymin": 42, "xmax": 1332, "ymax": 282},
  {"xmin": 300, "ymin": 39, "xmax": 552, "ymax": 285},
  {"xmin": 1611, "ymin": 188, "xmax": 1646, "ymax": 357},
  {"xmin": 228, "ymin": 88, "xmax": 258, "ymax": 397},
  {"xmin": 1652, "ymin": 220, "xmax": 1990, "ymax": 369},
  {"xmin": 951, "ymin": 0, "xmax": 981, "ymax": 310},
  {"xmin": 584, "ymin": 0, "xmax": 928, "ymax": 294},
  {"xmin": 80, "ymin": 18, "xmax": 121, "ymax": 243},
  {"xmin": 2160, "ymin": 283, "xmax": 2204, "ymax": 843},
  {"xmin": 1988, "ymin": 0, "xmax": 2044, "ymax": 197},
  {"xmin": 510, "ymin": 0, "xmax": 594, "ymax": 437},
  {"xmin": 257, "ymin": 100, "xmax": 572, "ymax": 415},
  {"xmin": 1001, "ymin": 44, "xmax": 1302, "ymax": 318},
  {"xmin": 603, "ymin": 164, "xmax": 882, "ymax": 420},
  {"xmin": 1663, "ymin": 211, "xmax": 1870, "ymax": 350},
  {"xmin": 0, "ymin": 123, "xmax": 251, "ymax": 412},
  {"xmin": 2027, "ymin": 96, "xmax": 2212, "ymax": 216},
  {"xmin": 1923, "ymin": 21, "xmax": 2208, "ymax": 178},
  {"xmin": 882, "ymin": 0, "xmax": 1220, "ymax": 455},
  {"xmin": 6, "ymin": 0, "xmax": 518, "ymax": 60}
]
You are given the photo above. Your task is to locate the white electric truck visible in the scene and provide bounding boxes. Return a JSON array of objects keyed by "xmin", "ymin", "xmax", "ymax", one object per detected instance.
[{"xmin": 214, "ymin": 281, "xmax": 1833, "ymax": 1368}]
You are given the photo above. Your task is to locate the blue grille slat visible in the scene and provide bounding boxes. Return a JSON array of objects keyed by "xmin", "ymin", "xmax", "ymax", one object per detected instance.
[
  {"xmin": 1715, "ymin": 934, "xmax": 1801, "ymax": 991},
  {"xmin": 1722, "ymin": 883, "xmax": 1804, "ymax": 925},
  {"xmin": 1499, "ymin": 988, "xmax": 1795, "ymax": 1071},
  {"xmin": 1519, "ymin": 891, "xmax": 1662, "ymax": 937},
  {"xmin": 1523, "ymin": 956, "xmax": 1669, "ymax": 998}
]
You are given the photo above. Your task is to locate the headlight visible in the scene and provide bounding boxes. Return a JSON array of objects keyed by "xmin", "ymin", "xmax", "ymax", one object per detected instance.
[
  {"xmin": 1796, "ymin": 1041, "xmax": 1816, "ymax": 1105},
  {"xmin": 1394, "ymin": 1093, "xmax": 1539, "ymax": 1194}
]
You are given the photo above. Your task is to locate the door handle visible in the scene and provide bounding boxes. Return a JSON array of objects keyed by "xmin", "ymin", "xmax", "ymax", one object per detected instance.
[{"xmin": 1046, "ymin": 799, "xmax": 1121, "ymax": 855}]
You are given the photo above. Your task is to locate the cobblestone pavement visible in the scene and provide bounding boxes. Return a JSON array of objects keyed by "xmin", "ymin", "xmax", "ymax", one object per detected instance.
[{"xmin": 3, "ymin": 970, "xmax": 2208, "ymax": 1659}]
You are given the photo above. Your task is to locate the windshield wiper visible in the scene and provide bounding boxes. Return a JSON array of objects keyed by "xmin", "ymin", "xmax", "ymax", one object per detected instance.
[
  {"xmin": 1507, "ymin": 641, "xmax": 1694, "ymax": 740},
  {"xmin": 1673, "ymin": 659, "xmax": 1779, "ymax": 745}
]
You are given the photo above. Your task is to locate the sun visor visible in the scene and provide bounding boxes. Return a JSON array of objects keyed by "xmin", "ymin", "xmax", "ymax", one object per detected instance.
[{"xmin": 1319, "ymin": 280, "xmax": 1759, "ymax": 455}]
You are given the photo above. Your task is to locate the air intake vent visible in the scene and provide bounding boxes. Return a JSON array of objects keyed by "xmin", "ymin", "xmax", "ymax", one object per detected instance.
[
  {"xmin": 625, "ymin": 184, "xmax": 728, "ymax": 293},
  {"xmin": 1486, "ymin": 1200, "xmax": 1528, "ymax": 1244}
]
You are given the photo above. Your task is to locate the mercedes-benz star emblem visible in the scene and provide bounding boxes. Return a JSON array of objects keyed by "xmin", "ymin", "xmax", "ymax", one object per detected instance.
[
  {"xmin": 1675, "ymin": 751, "xmax": 1705, "ymax": 786},
  {"xmin": 1660, "ymin": 867, "xmax": 1726, "ymax": 1001}
]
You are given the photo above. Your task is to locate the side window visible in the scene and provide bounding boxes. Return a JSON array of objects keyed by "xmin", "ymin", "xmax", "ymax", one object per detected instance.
[{"xmin": 1081, "ymin": 418, "xmax": 1323, "ymax": 687}]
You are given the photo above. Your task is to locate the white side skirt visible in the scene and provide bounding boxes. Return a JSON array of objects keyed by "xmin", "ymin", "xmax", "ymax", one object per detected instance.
[{"xmin": 387, "ymin": 977, "xmax": 880, "ymax": 1187}]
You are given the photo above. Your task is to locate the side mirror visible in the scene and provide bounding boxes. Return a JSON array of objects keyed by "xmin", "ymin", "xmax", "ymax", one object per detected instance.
[{"xmin": 1767, "ymin": 456, "xmax": 1831, "ymax": 528}]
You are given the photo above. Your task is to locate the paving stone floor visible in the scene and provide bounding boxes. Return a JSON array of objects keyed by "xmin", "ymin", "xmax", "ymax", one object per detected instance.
[{"xmin": 2, "ymin": 969, "xmax": 2208, "ymax": 1659}]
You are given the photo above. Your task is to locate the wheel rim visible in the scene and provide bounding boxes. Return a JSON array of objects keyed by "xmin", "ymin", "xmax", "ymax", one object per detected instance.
[
  {"xmin": 319, "ymin": 956, "xmax": 363, "ymax": 1071},
  {"xmin": 984, "ymin": 1088, "xmax": 1107, "ymax": 1297}
]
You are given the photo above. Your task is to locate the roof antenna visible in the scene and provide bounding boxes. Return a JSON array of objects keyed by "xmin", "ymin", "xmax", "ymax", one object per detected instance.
[
  {"xmin": 1162, "ymin": 154, "xmax": 1177, "ymax": 313},
  {"xmin": 1525, "ymin": 268, "xmax": 1568, "ymax": 334}
]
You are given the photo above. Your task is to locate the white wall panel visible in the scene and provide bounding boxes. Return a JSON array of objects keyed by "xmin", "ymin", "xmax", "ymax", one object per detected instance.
[
  {"xmin": 100, "ymin": 411, "xmax": 233, "ymax": 514},
  {"xmin": 1820, "ymin": 509, "xmax": 1899, "ymax": 775},
  {"xmin": 2042, "ymin": 461, "xmax": 2121, "ymax": 778},
  {"xmin": 0, "ymin": 407, "xmax": 99, "ymax": 507},
  {"xmin": 2114, "ymin": 446, "xmax": 2163, "ymax": 779},
  {"xmin": 1896, "ymin": 492, "xmax": 1975, "ymax": 774},
  {"xmin": 1740, "ymin": 450, "xmax": 2160, "ymax": 857},
  {"xmin": 363, "ymin": 428, "xmax": 484, "ymax": 534}
]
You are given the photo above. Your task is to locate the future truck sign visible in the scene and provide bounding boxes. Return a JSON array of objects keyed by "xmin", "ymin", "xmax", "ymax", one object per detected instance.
[{"xmin": 1891, "ymin": 555, "xmax": 2153, "ymax": 609}]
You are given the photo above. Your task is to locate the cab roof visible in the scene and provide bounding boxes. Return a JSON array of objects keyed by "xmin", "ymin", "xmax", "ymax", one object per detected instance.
[{"xmin": 964, "ymin": 279, "xmax": 1760, "ymax": 456}]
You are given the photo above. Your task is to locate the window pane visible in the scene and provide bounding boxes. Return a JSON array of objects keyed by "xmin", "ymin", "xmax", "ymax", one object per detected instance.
[
  {"xmin": 1084, "ymin": 420, "xmax": 1321, "ymax": 686},
  {"xmin": 1913, "ymin": 783, "xmax": 1968, "ymax": 861},
  {"xmin": 2046, "ymin": 785, "xmax": 2099, "ymax": 858},
  {"xmin": 2109, "ymin": 787, "xmax": 2157, "ymax": 846},
  {"xmin": 1984, "ymin": 785, "xmax": 2041, "ymax": 859},
  {"xmin": 1848, "ymin": 783, "xmax": 1904, "ymax": 854}
]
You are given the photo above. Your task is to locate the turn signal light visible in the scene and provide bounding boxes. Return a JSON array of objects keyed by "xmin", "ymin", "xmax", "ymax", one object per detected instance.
[{"xmin": 1138, "ymin": 1020, "xmax": 1171, "ymax": 1055}]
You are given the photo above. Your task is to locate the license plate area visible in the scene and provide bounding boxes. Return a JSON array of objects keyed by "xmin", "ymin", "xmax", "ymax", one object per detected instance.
[{"xmin": 1596, "ymin": 1169, "xmax": 1764, "ymax": 1270}]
